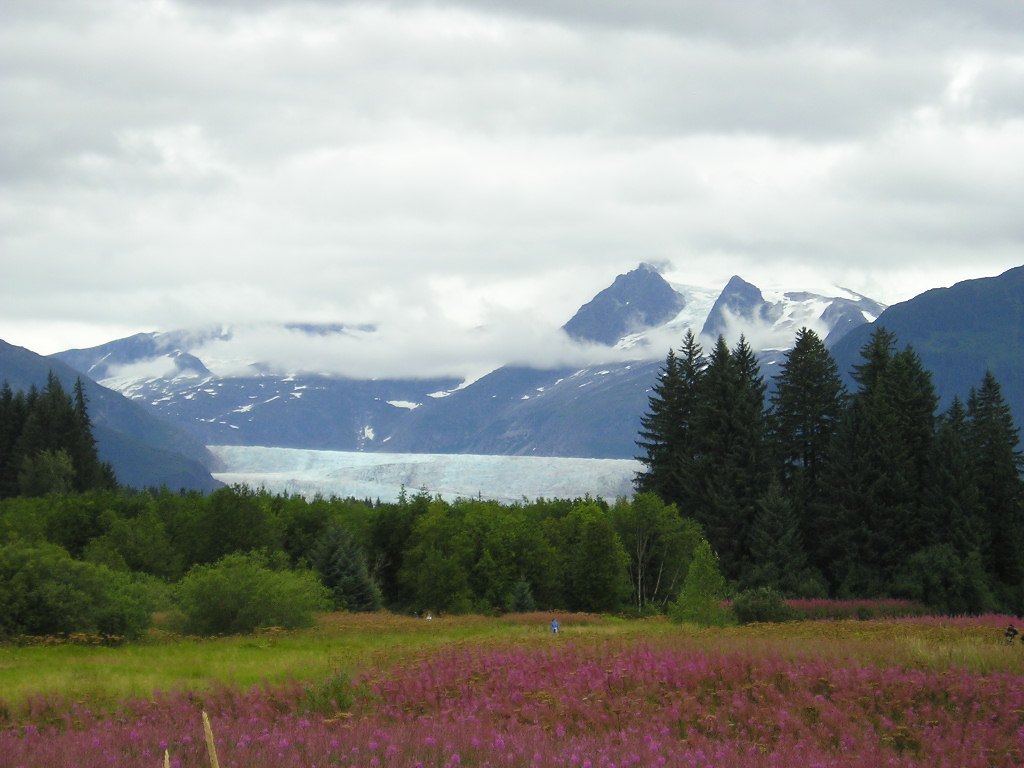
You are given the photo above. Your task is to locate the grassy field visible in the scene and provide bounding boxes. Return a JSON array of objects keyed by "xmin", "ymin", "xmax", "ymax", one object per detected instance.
[
  {"xmin": 3, "ymin": 611, "xmax": 1020, "ymax": 706},
  {"xmin": 2, "ymin": 611, "xmax": 1023, "ymax": 767}
]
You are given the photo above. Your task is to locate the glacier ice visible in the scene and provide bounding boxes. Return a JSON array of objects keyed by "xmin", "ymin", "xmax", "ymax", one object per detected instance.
[{"xmin": 208, "ymin": 445, "xmax": 641, "ymax": 504}]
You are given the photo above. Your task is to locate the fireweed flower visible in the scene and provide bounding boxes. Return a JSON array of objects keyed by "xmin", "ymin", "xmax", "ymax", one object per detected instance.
[{"xmin": 2, "ymin": 631, "xmax": 1024, "ymax": 767}]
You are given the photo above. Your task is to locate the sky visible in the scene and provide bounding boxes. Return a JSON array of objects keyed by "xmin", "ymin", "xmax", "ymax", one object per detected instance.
[{"xmin": 3, "ymin": 0, "xmax": 1024, "ymax": 378}]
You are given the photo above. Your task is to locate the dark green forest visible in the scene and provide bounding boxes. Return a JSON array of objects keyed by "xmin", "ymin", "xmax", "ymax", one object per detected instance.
[
  {"xmin": 0, "ymin": 372, "xmax": 117, "ymax": 498},
  {"xmin": 636, "ymin": 326, "xmax": 1024, "ymax": 615},
  {"xmin": 0, "ymin": 324, "xmax": 1022, "ymax": 641}
]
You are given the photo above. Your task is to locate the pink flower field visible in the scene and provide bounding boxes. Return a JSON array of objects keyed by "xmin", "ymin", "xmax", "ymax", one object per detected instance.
[{"xmin": 3, "ymin": 632, "xmax": 1023, "ymax": 768}]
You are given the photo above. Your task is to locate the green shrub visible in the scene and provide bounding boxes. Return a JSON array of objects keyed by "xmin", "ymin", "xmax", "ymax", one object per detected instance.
[
  {"xmin": 302, "ymin": 670, "xmax": 354, "ymax": 715},
  {"xmin": 731, "ymin": 586, "xmax": 802, "ymax": 624},
  {"xmin": 174, "ymin": 551, "xmax": 330, "ymax": 636},
  {"xmin": 668, "ymin": 539, "xmax": 733, "ymax": 627},
  {"xmin": 0, "ymin": 542, "xmax": 151, "ymax": 640}
]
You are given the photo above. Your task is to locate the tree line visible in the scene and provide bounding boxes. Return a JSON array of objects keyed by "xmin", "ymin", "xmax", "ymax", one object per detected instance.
[
  {"xmin": 635, "ymin": 326, "xmax": 1024, "ymax": 615},
  {"xmin": 0, "ymin": 373, "xmax": 116, "ymax": 498},
  {"xmin": 0, "ymin": 371, "xmax": 710, "ymax": 638},
  {"xmin": 0, "ymin": 482, "xmax": 701, "ymax": 638}
]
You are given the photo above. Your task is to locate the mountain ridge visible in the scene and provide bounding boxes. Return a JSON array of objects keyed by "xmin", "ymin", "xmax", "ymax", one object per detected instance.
[
  {"xmin": 48, "ymin": 266, "xmax": 887, "ymax": 459},
  {"xmin": 829, "ymin": 264, "xmax": 1024, "ymax": 423}
]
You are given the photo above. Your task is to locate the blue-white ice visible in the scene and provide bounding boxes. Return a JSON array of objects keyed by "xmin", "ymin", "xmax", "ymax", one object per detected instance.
[{"xmin": 208, "ymin": 445, "xmax": 641, "ymax": 504}]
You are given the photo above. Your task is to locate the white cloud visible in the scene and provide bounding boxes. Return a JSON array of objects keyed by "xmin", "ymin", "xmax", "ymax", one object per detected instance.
[{"xmin": 2, "ymin": 0, "xmax": 1023, "ymax": 370}]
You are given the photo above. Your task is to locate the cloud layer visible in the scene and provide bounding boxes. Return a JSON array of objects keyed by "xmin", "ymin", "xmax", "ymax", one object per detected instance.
[{"xmin": 3, "ymin": 0, "xmax": 1023, "ymax": 375}]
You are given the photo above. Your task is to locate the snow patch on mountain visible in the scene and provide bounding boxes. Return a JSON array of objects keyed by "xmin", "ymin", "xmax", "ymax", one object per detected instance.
[{"xmin": 208, "ymin": 445, "xmax": 640, "ymax": 503}]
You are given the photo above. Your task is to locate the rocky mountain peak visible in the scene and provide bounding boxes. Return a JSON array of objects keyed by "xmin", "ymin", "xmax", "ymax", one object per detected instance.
[{"xmin": 562, "ymin": 263, "xmax": 687, "ymax": 346}]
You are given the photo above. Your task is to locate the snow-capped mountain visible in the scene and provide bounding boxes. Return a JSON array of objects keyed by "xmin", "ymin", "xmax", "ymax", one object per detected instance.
[{"xmin": 51, "ymin": 265, "xmax": 885, "ymax": 459}]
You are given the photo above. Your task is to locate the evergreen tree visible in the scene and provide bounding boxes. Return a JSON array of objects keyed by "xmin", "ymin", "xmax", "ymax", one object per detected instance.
[
  {"xmin": 923, "ymin": 398, "xmax": 984, "ymax": 556},
  {"xmin": 813, "ymin": 327, "xmax": 936, "ymax": 596},
  {"xmin": 3, "ymin": 375, "xmax": 114, "ymax": 497},
  {"xmin": 667, "ymin": 538, "xmax": 732, "ymax": 626},
  {"xmin": 309, "ymin": 523, "xmax": 381, "ymax": 612},
  {"xmin": 69, "ymin": 379, "xmax": 116, "ymax": 492},
  {"xmin": 635, "ymin": 348, "xmax": 681, "ymax": 500},
  {"xmin": 0, "ymin": 384, "xmax": 29, "ymax": 497},
  {"xmin": 769, "ymin": 328, "xmax": 845, "ymax": 499},
  {"xmin": 849, "ymin": 326, "xmax": 897, "ymax": 393},
  {"xmin": 966, "ymin": 371, "xmax": 1024, "ymax": 609},
  {"xmin": 689, "ymin": 335, "xmax": 771, "ymax": 581},
  {"xmin": 877, "ymin": 345, "xmax": 939, "ymax": 548},
  {"xmin": 635, "ymin": 331, "xmax": 704, "ymax": 508},
  {"xmin": 508, "ymin": 576, "xmax": 536, "ymax": 612},
  {"xmin": 745, "ymin": 482, "xmax": 819, "ymax": 595}
]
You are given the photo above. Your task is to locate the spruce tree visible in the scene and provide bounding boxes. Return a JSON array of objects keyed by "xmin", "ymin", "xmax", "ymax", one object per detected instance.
[
  {"xmin": 309, "ymin": 523, "xmax": 382, "ymax": 612},
  {"xmin": 667, "ymin": 538, "xmax": 732, "ymax": 626},
  {"xmin": 635, "ymin": 347, "xmax": 683, "ymax": 501},
  {"xmin": 966, "ymin": 371, "xmax": 1024, "ymax": 609},
  {"xmin": 813, "ymin": 327, "xmax": 935, "ymax": 596},
  {"xmin": 689, "ymin": 335, "xmax": 771, "ymax": 581},
  {"xmin": 924, "ymin": 398, "xmax": 984, "ymax": 556},
  {"xmin": 745, "ymin": 482, "xmax": 812, "ymax": 595},
  {"xmin": 877, "ymin": 346, "xmax": 939, "ymax": 548},
  {"xmin": 769, "ymin": 327, "xmax": 845, "ymax": 496},
  {"xmin": 70, "ymin": 378, "xmax": 115, "ymax": 491},
  {"xmin": 635, "ymin": 331, "xmax": 704, "ymax": 509}
]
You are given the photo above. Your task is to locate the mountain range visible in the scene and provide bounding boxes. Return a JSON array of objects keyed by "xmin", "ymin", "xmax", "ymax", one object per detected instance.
[
  {"xmin": 45, "ymin": 265, "xmax": 885, "ymax": 462},
  {"xmin": 4, "ymin": 263, "xmax": 1021, "ymax": 492}
]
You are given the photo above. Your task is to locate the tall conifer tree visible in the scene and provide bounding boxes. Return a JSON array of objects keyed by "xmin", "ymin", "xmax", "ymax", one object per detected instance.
[
  {"xmin": 690, "ymin": 335, "xmax": 770, "ymax": 581},
  {"xmin": 967, "ymin": 371, "xmax": 1024, "ymax": 608},
  {"xmin": 769, "ymin": 327, "xmax": 845, "ymax": 540},
  {"xmin": 635, "ymin": 331, "xmax": 704, "ymax": 510},
  {"xmin": 924, "ymin": 397, "xmax": 984, "ymax": 556},
  {"xmin": 814, "ymin": 327, "xmax": 937, "ymax": 595}
]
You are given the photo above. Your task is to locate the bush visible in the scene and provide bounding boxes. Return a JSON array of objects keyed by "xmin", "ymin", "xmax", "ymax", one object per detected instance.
[
  {"xmin": 174, "ymin": 551, "xmax": 330, "ymax": 636},
  {"xmin": 892, "ymin": 544, "xmax": 996, "ymax": 616},
  {"xmin": 668, "ymin": 539, "xmax": 733, "ymax": 627},
  {"xmin": 302, "ymin": 670, "xmax": 355, "ymax": 715},
  {"xmin": 0, "ymin": 542, "xmax": 151, "ymax": 640},
  {"xmin": 731, "ymin": 587, "xmax": 802, "ymax": 624},
  {"xmin": 785, "ymin": 598, "xmax": 930, "ymax": 621}
]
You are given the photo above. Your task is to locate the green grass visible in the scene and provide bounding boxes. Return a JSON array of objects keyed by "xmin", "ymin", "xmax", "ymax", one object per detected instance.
[
  {"xmin": 1, "ymin": 610, "xmax": 1020, "ymax": 712},
  {"xmin": 0, "ymin": 612, "xmax": 618, "ymax": 706}
]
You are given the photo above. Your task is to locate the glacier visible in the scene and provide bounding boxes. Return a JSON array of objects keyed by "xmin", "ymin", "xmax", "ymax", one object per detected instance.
[{"xmin": 208, "ymin": 445, "xmax": 641, "ymax": 504}]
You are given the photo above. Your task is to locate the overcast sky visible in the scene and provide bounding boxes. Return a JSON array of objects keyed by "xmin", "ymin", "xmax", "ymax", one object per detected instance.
[{"xmin": 3, "ymin": 0, "xmax": 1024, "ymax": 377}]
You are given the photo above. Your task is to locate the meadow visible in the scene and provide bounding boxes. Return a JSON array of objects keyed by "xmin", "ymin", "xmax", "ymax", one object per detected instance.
[{"xmin": 2, "ymin": 610, "xmax": 1023, "ymax": 767}]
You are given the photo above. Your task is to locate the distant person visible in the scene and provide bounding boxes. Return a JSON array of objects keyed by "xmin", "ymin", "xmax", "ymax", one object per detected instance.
[
  {"xmin": 550, "ymin": 619, "xmax": 560, "ymax": 634},
  {"xmin": 426, "ymin": 612, "xmax": 433, "ymax": 622}
]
